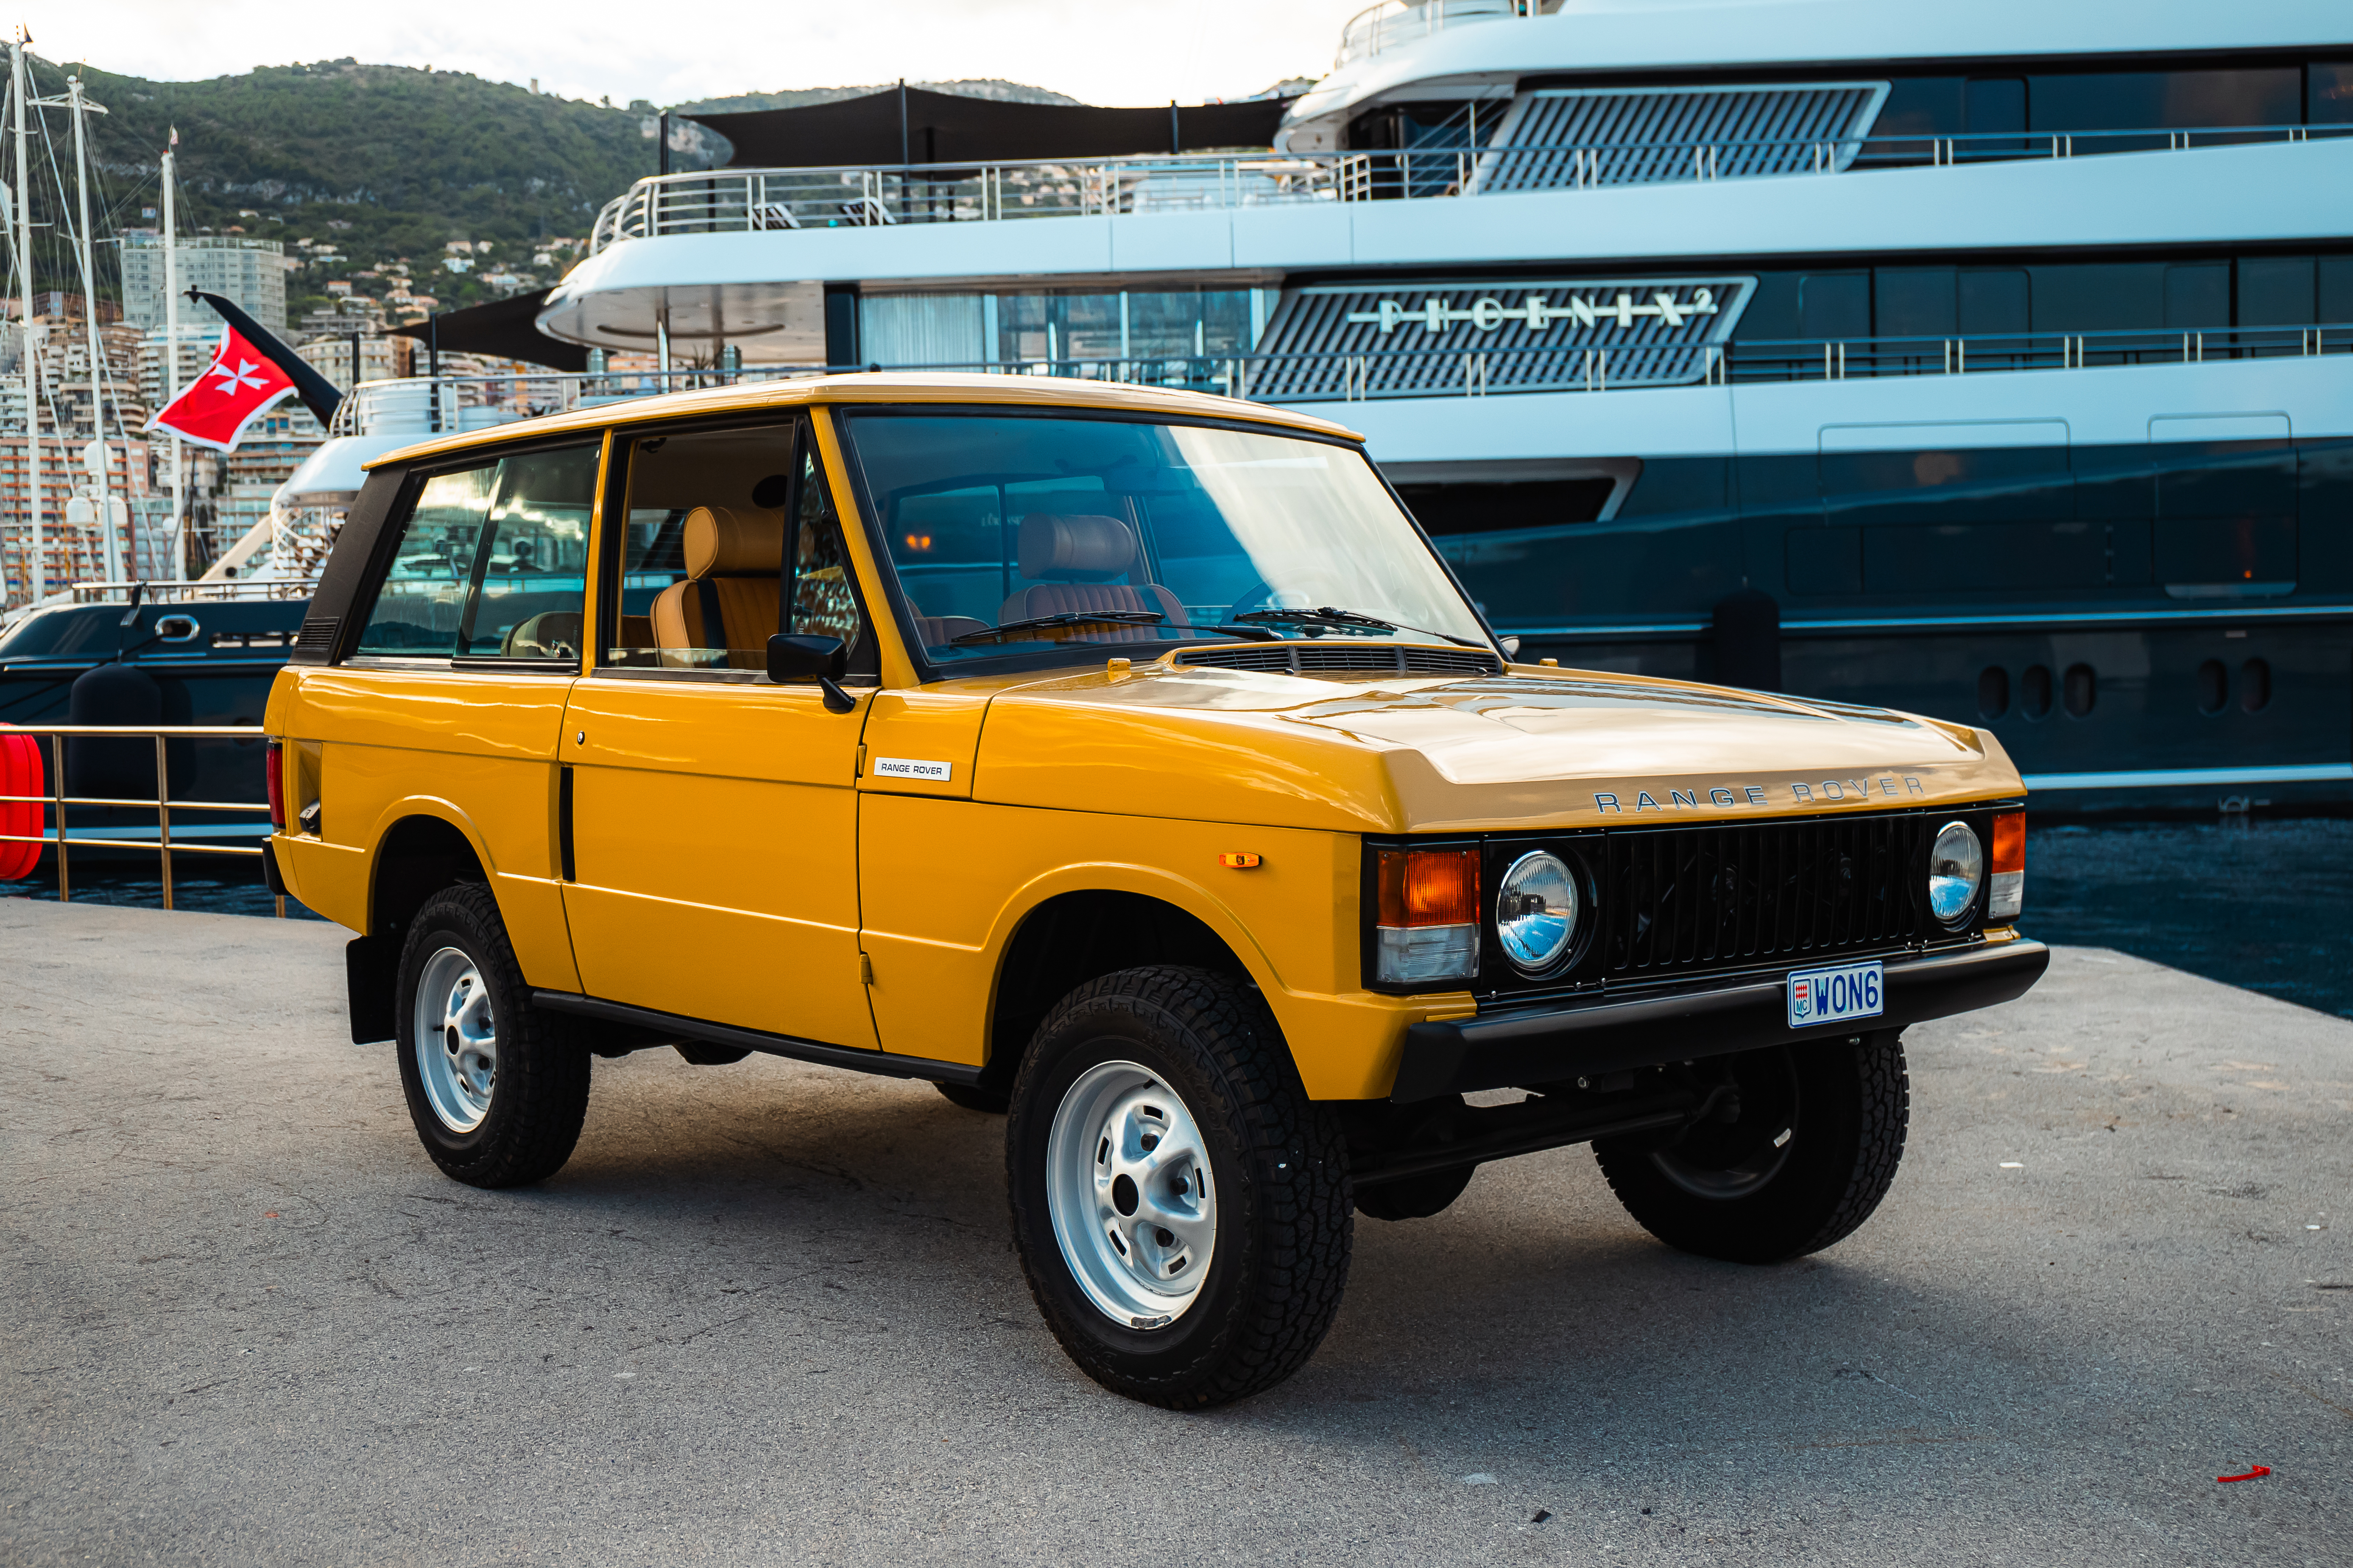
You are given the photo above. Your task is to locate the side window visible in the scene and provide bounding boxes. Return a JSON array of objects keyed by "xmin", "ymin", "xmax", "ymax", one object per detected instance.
[
  {"xmin": 352, "ymin": 465, "xmax": 497, "ymax": 657},
  {"xmin": 350, "ymin": 445, "xmax": 597, "ymax": 662},
  {"xmin": 786, "ymin": 436, "xmax": 865, "ymax": 650},
  {"xmin": 608, "ymin": 419, "xmax": 866, "ymax": 677},
  {"xmin": 462, "ymin": 447, "xmax": 598, "ymax": 658}
]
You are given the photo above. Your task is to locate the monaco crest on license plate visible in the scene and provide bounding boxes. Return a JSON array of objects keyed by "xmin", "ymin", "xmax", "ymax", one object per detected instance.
[{"xmin": 1786, "ymin": 960, "xmax": 1884, "ymax": 1028}]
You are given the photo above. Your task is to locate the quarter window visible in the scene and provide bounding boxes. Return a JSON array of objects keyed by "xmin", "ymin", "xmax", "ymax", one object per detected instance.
[{"xmin": 350, "ymin": 445, "xmax": 597, "ymax": 661}]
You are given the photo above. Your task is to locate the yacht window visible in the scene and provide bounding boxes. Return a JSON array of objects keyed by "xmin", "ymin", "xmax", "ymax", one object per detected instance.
[
  {"xmin": 2164, "ymin": 264, "xmax": 2231, "ymax": 331},
  {"xmin": 1957, "ymin": 270, "xmax": 2029, "ymax": 337},
  {"xmin": 2312, "ymin": 63, "xmax": 2353, "ymax": 126},
  {"xmin": 1875, "ymin": 269, "xmax": 1957, "ymax": 338},
  {"xmin": 1798, "ymin": 273, "xmax": 1870, "ymax": 341},
  {"xmin": 2237, "ymin": 258, "xmax": 2317, "ymax": 328}
]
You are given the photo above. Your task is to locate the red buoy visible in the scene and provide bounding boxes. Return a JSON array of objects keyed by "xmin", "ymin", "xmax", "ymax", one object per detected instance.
[{"xmin": 0, "ymin": 723, "xmax": 43, "ymax": 881}]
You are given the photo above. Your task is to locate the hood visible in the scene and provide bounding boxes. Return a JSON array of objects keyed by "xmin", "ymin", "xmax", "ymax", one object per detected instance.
[{"xmin": 971, "ymin": 656, "xmax": 2020, "ymax": 833}]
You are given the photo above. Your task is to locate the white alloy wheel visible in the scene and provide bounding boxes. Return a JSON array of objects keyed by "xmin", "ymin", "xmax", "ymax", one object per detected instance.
[
  {"xmin": 415, "ymin": 945, "xmax": 497, "ymax": 1133},
  {"xmin": 1045, "ymin": 1060, "xmax": 1217, "ymax": 1329}
]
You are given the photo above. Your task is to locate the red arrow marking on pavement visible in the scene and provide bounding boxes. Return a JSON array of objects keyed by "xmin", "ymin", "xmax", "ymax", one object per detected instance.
[{"xmin": 2216, "ymin": 1465, "xmax": 2270, "ymax": 1483}]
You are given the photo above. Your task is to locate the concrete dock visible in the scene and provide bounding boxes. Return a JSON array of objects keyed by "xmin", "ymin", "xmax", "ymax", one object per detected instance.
[{"xmin": 3, "ymin": 897, "xmax": 2347, "ymax": 1566}]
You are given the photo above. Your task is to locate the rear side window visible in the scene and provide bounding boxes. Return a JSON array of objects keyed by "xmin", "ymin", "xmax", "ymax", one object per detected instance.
[{"xmin": 351, "ymin": 444, "xmax": 600, "ymax": 661}]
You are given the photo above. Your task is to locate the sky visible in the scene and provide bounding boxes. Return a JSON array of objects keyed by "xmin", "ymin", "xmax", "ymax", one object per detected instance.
[{"xmin": 42, "ymin": 0, "xmax": 1365, "ymax": 106}]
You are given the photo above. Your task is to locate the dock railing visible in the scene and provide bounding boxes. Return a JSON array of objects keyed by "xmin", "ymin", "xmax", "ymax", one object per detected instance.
[{"xmin": 0, "ymin": 724, "xmax": 281, "ymax": 915}]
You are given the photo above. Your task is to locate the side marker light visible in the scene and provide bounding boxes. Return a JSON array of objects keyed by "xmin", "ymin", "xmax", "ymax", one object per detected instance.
[{"xmin": 1219, "ymin": 853, "xmax": 1262, "ymax": 869}]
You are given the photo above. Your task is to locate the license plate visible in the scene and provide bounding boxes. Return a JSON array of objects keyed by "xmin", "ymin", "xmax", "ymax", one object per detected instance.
[{"xmin": 1786, "ymin": 960, "xmax": 1884, "ymax": 1028}]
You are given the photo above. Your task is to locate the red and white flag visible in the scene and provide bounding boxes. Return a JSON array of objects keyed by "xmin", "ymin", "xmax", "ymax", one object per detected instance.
[{"xmin": 144, "ymin": 324, "xmax": 301, "ymax": 452}]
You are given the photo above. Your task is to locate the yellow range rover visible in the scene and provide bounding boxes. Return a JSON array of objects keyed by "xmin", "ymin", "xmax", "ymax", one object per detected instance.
[{"xmin": 263, "ymin": 374, "xmax": 2046, "ymax": 1407}]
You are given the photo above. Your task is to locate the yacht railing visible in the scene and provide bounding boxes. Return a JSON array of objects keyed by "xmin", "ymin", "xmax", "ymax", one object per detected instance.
[
  {"xmin": 1337, "ymin": 0, "xmax": 1558, "ymax": 66},
  {"xmin": 0, "ymin": 723, "xmax": 282, "ymax": 915},
  {"xmin": 589, "ymin": 123, "xmax": 2347, "ymax": 251},
  {"xmin": 835, "ymin": 321, "xmax": 2353, "ymax": 404}
]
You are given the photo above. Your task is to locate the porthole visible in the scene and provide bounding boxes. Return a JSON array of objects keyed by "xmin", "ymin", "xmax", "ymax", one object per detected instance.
[
  {"xmin": 2239, "ymin": 657, "xmax": 2271, "ymax": 713},
  {"xmin": 1976, "ymin": 666, "xmax": 2010, "ymax": 720},
  {"xmin": 2020, "ymin": 664, "xmax": 2052, "ymax": 721},
  {"xmin": 2062, "ymin": 663, "xmax": 2096, "ymax": 718},
  {"xmin": 2195, "ymin": 659, "xmax": 2228, "ymax": 715}
]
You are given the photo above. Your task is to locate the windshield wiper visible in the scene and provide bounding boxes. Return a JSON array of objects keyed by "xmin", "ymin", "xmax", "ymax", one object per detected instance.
[
  {"xmin": 951, "ymin": 609, "xmax": 1165, "ymax": 645},
  {"xmin": 1232, "ymin": 606, "xmax": 1485, "ymax": 649}
]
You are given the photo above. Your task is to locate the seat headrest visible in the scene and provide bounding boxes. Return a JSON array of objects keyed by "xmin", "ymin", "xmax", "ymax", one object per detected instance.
[
  {"xmin": 683, "ymin": 505, "xmax": 784, "ymax": 578},
  {"xmin": 1018, "ymin": 513, "xmax": 1136, "ymax": 581}
]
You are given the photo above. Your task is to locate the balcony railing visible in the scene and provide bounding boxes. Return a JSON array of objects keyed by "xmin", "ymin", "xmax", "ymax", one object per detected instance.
[
  {"xmin": 588, "ymin": 123, "xmax": 2345, "ymax": 252},
  {"xmin": 789, "ymin": 321, "xmax": 2352, "ymax": 404},
  {"xmin": 1336, "ymin": 0, "xmax": 1557, "ymax": 66}
]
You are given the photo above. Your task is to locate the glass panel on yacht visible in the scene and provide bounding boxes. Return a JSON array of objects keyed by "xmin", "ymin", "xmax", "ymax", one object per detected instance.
[
  {"xmin": 842, "ymin": 411, "xmax": 1491, "ymax": 673},
  {"xmin": 854, "ymin": 287, "xmax": 1273, "ymax": 387}
]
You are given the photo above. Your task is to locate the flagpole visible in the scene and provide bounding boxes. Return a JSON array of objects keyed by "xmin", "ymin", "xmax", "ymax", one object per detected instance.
[
  {"xmin": 12, "ymin": 34, "xmax": 38, "ymax": 607},
  {"xmin": 162, "ymin": 132, "xmax": 181, "ymax": 580},
  {"xmin": 67, "ymin": 73, "xmax": 120, "ymax": 586}
]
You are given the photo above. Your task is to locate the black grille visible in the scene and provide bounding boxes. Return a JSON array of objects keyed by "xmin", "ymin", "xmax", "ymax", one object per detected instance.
[
  {"xmin": 1599, "ymin": 814, "xmax": 1934, "ymax": 979},
  {"xmin": 293, "ymin": 616, "xmax": 340, "ymax": 653},
  {"xmin": 1179, "ymin": 644, "xmax": 1502, "ymax": 677}
]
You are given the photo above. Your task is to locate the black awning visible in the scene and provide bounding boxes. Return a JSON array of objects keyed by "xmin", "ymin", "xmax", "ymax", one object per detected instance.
[
  {"xmin": 686, "ymin": 86, "xmax": 1297, "ymax": 170},
  {"xmin": 390, "ymin": 290, "xmax": 587, "ymax": 373}
]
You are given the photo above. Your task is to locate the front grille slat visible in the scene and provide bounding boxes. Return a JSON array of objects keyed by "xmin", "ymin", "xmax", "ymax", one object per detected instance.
[{"xmin": 1599, "ymin": 812, "xmax": 1933, "ymax": 984}]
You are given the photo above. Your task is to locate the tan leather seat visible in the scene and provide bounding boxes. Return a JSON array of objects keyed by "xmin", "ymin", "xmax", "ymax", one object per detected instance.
[
  {"xmin": 652, "ymin": 506, "xmax": 784, "ymax": 668},
  {"xmin": 996, "ymin": 513, "xmax": 1188, "ymax": 644}
]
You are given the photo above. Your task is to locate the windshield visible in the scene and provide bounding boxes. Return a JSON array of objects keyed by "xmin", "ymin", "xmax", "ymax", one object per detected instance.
[{"xmin": 838, "ymin": 410, "xmax": 1491, "ymax": 674}]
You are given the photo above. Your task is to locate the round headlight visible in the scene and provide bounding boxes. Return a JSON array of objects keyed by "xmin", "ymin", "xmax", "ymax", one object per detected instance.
[
  {"xmin": 1927, "ymin": 821, "xmax": 1984, "ymax": 924},
  {"xmin": 1496, "ymin": 851, "xmax": 1580, "ymax": 973}
]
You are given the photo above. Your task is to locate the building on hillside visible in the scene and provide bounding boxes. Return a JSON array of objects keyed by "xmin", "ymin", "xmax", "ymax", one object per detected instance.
[
  {"xmin": 0, "ymin": 434, "xmax": 161, "ymax": 600},
  {"xmin": 296, "ymin": 334, "xmax": 414, "ymax": 392},
  {"xmin": 117, "ymin": 232, "xmax": 291, "ymax": 338},
  {"xmin": 138, "ymin": 326, "xmax": 228, "ymax": 416}
]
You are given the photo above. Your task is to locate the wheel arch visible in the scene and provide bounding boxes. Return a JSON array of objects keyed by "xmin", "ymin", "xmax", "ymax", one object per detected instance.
[
  {"xmin": 366, "ymin": 803, "xmax": 497, "ymax": 941},
  {"xmin": 981, "ymin": 868, "xmax": 1280, "ymax": 1091}
]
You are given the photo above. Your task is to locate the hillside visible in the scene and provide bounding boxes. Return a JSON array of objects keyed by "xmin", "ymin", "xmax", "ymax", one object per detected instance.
[{"xmin": 29, "ymin": 56, "xmax": 1094, "ymax": 323}]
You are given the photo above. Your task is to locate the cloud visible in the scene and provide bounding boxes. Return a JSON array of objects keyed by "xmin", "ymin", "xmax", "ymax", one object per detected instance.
[{"xmin": 43, "ymin": 0, "xmax": 1353, "ymax": 106}]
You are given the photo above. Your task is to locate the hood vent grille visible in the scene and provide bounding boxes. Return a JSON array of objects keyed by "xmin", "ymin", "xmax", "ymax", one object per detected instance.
[{"xmin": 1176, "ymin": 644, "xmax": 1502, "ymax": 678}]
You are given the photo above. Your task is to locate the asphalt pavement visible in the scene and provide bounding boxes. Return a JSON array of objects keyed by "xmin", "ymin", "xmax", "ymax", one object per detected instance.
[{"xmin": 3, "ymin": 898, "xmax": 2347, "ymax": 1566}]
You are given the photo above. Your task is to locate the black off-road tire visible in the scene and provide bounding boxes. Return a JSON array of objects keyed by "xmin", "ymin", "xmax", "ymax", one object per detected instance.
[
  {"xmin": 1006, "ymin": 966, "xmax": 1353, "ymax": 1408},
  {"xmin": 934, "ymin": 1080, "xmax": 1010, "ymax": 1114},
  {"xmin": 394, "ymin": 884, "xmax": 591, "ymax": 1189},
  {"xmin": 1594, "ymin": 1031, "xmax": 1909, "ymax": 1264}
]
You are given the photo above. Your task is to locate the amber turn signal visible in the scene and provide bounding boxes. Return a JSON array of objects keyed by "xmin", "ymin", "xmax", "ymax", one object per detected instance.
[
  {"xmin": 1219, "ymin": 852, "xmax": 1262, "ymax": 869},
  {"xmin": 1376, "ymin": 848, "xmax": 1479, "ymax": 927},
  {"xmin": 1987, "ymin": 811, "xmax": 2026, "ymax": 922},
  {"xmin": 1989, "ymin": 812, "xmax": 2025, "ymax": 875}
]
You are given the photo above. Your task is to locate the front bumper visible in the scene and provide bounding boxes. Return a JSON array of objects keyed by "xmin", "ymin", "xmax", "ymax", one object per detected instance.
[{"xmin": 1390, "ymin": 937, "xmax": 2049, "ymax": 1102}]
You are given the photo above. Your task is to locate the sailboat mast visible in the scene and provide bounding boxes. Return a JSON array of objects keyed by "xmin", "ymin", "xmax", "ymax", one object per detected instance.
[
  {"xmin": 11, "ymin": 35, "xmax": 37, "ymax": 606},
  {"xmin": 163, "ymin": 137, "xmax": 181, "ymax": 579},
  {"xmin": 67, "ymin": 73, "xmax": 118, "ymax": 585}
]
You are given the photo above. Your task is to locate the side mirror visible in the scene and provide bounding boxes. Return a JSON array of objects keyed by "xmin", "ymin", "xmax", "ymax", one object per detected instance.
[
  {"xmin": 767, "ymin": 633, "xmax": 856, "ymax": 713},
  {"xmin": 767, "ymin": 633, "xmax": 847, "ymax": 681},
  {"xmin": 1499, "ymin": 635, "xmax": 1521, "ymax": 660}
]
